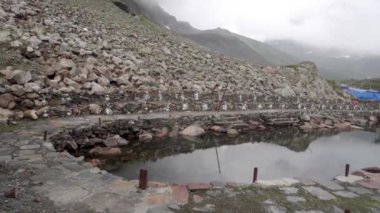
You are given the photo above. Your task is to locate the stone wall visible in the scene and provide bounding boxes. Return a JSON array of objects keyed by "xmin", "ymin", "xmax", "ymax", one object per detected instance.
[{"xmin": 43, "ymin": 91, "xmax": 380, "ymax": 117}]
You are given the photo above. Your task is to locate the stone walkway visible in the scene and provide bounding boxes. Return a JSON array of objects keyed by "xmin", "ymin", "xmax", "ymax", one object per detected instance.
[{"xmin": 1, "ymin": 111, "xmax": 380, "ymax": 212}]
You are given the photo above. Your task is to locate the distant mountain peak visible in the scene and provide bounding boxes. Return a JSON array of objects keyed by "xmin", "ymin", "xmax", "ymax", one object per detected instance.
[{"xmin": 117, "ymin": 0, "xmax": 295, "ymax": 66}]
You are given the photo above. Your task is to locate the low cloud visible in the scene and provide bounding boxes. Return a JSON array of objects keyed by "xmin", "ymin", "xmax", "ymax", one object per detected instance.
[{"xmin": 156, "ymin": 0, "xmax": 380, "ymax": 56}]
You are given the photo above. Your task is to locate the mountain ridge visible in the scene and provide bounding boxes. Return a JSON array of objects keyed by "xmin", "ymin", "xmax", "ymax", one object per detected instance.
[
  {"xmin": 267, "ymin": 39, "xmax": 380, "ymax": 80},
  {"xmin": 117, "ymin": 0, "xmax": 296, "ymax": 66}
]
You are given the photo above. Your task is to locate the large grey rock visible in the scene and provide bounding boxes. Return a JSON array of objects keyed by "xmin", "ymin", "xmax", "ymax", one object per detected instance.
[
  {"xmin": 24, "ymin": 110, "xmax": 38, "ymax": 120},
  {"xmin": 0, "ymin": 93, "xmax": 15, "ymax": 108},
  {"xmin": 303, "ymin": 186, "xmax": 336, "ymax": 200},
  {"xmin": 0, "ymin": 8, "xmax": 7, "ymax": 19},
  {"xmin": 97, "ymin": 76, "xmax": 110, "ymax": 87},
  {"xmin": 29, "ymin": 36, "xmax": 42, "ymax": 49},
  {"xmin": 180, "ymin": 124, "xmax": 205, "ymax": 137},
  {"xmin": 24, "ymin": 82, "xmax": 41, "ymax": 92},
  {"xmin": 10, "ymin": 70, "xmax": 32, "ymax": 84},
  {"xmin": 139, "ymin": 131, "xmax": 153, "ymax": 142},
  {"xmin": 369, "ymin": 115, "xmax": 378, "ymax": 123},
  {"xmin": 90, "ymin": 82, "xmax": 105, "ymax": 95},
  {"xmin": 57, "ymin": 58, "xmax": 75, "ymax": 69},
  {"xmin": 105, "ymin": 135, "xmax": 129, "ymax": 147},
  {"xmin": 89, "ymin": 104, "xmax": 102, "ymax": 115},
  {"xmin": 0, "ymin": 108, "xmax": 13, "ymax": 122},
  {"xmin": 9, "ymin": 85, "xmax": 25, "ymax": 96},
  {"xmin": 300, "ymin": 113, "xmax": 311, "ymax": 122}
]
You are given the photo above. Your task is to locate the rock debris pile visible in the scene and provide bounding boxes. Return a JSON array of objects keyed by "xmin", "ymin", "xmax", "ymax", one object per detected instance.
[{"xmin": 0, "ymin": 0, "xmax": 339, "ymax": 123}]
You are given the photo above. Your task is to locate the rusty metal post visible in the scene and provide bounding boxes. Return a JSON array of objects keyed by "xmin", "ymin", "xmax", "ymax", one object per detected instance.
[
  {"xmin": 43, "ymin": 131, "xmax": 48, "ymax": 141},
  {"xmin": 98, "ymin": 117, "xmax": 102, "ymax": 125},
  {"xmin": 139, "ymin": 169, "xmax": 148, "ymax": 190},
  {"xmin": 253, "ymin": 167, "xmax": 258, "ymax": 183},
  {"xmin": 345, "ymin": 164, "xmax": 350, "ymax": 177}
]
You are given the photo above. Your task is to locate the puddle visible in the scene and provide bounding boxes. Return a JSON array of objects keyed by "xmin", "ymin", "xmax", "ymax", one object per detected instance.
[{"xmin": 110, "ymin": 131, "xmax": 380, "ymax": 183}]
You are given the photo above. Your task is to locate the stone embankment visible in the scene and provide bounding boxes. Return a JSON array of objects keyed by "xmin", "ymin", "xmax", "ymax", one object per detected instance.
[{"xmin": 50, "ymin": 111, "xmax": 380, "ymax": 167}]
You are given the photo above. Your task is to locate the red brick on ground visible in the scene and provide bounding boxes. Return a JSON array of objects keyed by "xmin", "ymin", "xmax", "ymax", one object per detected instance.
[
  {"xmin": 186, "ymin": 183, "xmax": 211, "ymax": 191},
  {"xmin": 170, "ymin": 184, "xmax": 189, "ymax": 205}
]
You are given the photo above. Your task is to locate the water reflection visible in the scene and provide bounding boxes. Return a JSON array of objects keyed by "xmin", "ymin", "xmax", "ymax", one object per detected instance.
[{"xmin": 111, "ymin": 131, "xmax": 379, "ymax": 184}]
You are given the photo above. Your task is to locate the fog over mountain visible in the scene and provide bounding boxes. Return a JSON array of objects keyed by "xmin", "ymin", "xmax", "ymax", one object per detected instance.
[
  {"xmin": 156, "ymin": 0, "xmax": 380, "ymax": 56},
  {"xmin": 130, "ymin": 0, "xmax": 380, "ymax": 80}
]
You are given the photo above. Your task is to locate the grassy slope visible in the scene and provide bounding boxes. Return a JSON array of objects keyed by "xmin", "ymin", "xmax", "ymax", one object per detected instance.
[{"xmin": 341, "ymin": 79, "xmax": 380, "ymax": 91}]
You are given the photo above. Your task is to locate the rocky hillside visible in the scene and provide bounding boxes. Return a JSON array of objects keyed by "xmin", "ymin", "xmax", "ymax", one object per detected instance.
[
  {"xmin": 116, "ymin": 0, "xmax": 296, "ymax": 66},
  {"xmin": 0, "ymin": 0, "xmax": 339, "ymax": 122}
]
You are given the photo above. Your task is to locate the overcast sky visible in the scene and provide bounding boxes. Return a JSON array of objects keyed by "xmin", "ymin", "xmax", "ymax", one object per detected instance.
[{"xmin": 155, "ymin": 0, "xmax": 380, "ymax": 56}]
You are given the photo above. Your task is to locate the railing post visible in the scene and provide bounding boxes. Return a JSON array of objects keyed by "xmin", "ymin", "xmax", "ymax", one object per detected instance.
[
  {"xmin": 345, "ymin": 164, "xmax": 350, "ymax": 177},
  {"xmin": 253, "ymin": 167, "xmax": 258, "ymax": 183},
  {"xmin": 139, "ymin": 169, "xmax": 148, "ymax": 190}
]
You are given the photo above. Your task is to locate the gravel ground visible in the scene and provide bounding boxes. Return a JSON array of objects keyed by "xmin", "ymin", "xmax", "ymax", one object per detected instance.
[{"xmin": 0, "ymin": 163, "xmax": 90, "ymax": 213}]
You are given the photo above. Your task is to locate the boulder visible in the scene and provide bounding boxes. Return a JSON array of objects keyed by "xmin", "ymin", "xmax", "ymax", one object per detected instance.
[
  {"xmin": 9, "ymin": 85, "xmax": 25, "ymax": 96},
  {"xmin": 104, "ymin": 135, "xmax": 129, "ymax": 147},
  {"xmin": 97, "ymin": 76, "xmax": 110, "ymax": 87},
  {"xmin": 24, "ymin": 82, "xmax": 41, "ymax": 92},
  {"xmin": 0, "ymin": 93, "xmax": 15, "ymax": 108},
  {"xmin": 24, "ymin": 110, "xmax": 38, "ymax": 120},
  {"xmin": 4, "ymin": 187, "xmax": 18, "ymax": 199},
  {"xmin": 57, "ymin": 58, "xmax": 75, "ymax": 70},
  {"xmin": 352, "ymin": 118, "xmax": 368, "ymax": 127},
  {"xmin": 169, "ymin": 125, "xmax": 179, "ymax": 137},
  {"xmin": 9, "ymin": 70, "xmax": 32, "ymax": 84},
  {"xmin": 63, "ymin": 78, "xmax": 81, "ymax": 89},
  {"xmin": 334, "ymin": 122, "xmax": 352, "ymax": 130},
  {"xmin": 139, "ymin": 131, "xmax": 153, "ymax": 142},
  {"xmin": 180, "ymin": 124, "xmax": 205, "ymax": 137},
  {"xmin": 0, "ymin": 8, "xmax": 7, "ymax": 20},
  {"xmin": 90, "ymin": 82, "xmax": 105, "ymax": 95},
  {"xmin": 89, "ymin": 147, "xmax": 122, "ymax": 157},
  {"xmin": 89, "ymin": 104, "xmax": 102, "ymax": 115},
  {"xmin": 0, "ymin": 108, "xmax": 13, "ymax": 123},
  {"xmin": 89, "ymin": 159, "xmax": 104, "ymax": 167},
  {"xmin": 369, "ymin": 115, "xmax": 378, "ymax": 123},
  {"xmin": 300, "ymin": 122, "xmax": 314, "ymax": 131},
  {"xmin": 14, "ymin": 111, "xmax": 24, "ymax": 120},
  {"xmin": 105, "ymin": 108, "xmax": 113, "ymax": 115},
  {"xmin": 155, "ymin": 127, "xmax": 170, "ymax": 138},
  {"xmin": 300, "ymin": 113, "xmax": 311, "ymax": 122},
  {"xmin": 227, "ymin": 128, "xmax": 239, "ymax": 136},
  {"xmin": 209, "ymin": 126, "xmax": 225, "ymax": 133},
  {"xmin": 324, "ymin": 119, "xmax": 334, "ymax": 126}
]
